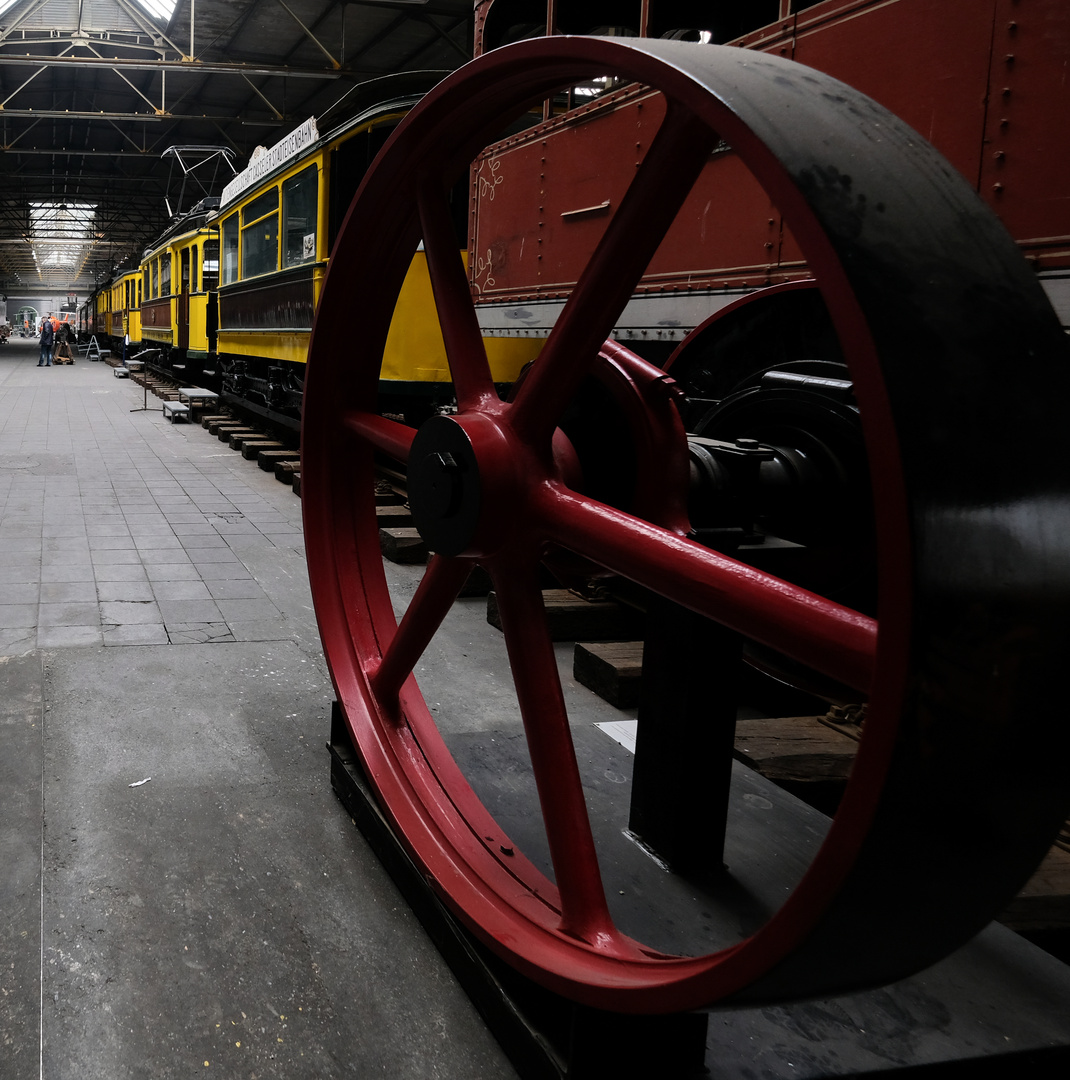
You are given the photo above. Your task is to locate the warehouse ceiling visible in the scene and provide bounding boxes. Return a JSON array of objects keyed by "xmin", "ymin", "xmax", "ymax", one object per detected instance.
[{"xmin": 0, "ymin": 0, "xmax": 473, "ymax": 297}]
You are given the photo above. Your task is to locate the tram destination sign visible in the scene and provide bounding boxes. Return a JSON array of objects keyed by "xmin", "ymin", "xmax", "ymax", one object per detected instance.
[{"xmin": 221, "ymin": 117, "xmax": 320, "ymax": 208}]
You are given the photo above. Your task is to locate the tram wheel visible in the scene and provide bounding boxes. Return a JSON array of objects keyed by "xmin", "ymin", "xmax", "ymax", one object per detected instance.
[{"xmin": 302, "ymin": 37, "xmax": 1070, "ymax": 1013}]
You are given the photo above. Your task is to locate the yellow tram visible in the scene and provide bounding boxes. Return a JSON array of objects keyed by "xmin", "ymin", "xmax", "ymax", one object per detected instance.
[
  {"xmin": 106, "ymin": 265, "xmax": 142, "ymax": 357},
  {"xmin": 207, "ymin": 75, "xmax": 540, "ymax": 429},
  {"xmin": 139, "ymin": 198, "xmax": 220, "ymax": 384}
]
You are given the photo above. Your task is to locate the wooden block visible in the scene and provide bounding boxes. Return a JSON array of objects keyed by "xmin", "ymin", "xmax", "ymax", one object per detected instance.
[
  {"xmin": 200, "ymin": 414, "xmax": 231, "ymax": 428},
  {"xmin": 242, "ymin": 440, "xmax": 285, "ymax": 460},
  {"xmin": 574, "ymin": 641, "xmax": 644, "ymax": 709},
  {"xmin": 732, "ymin": 715, "xmax": 857, "ymax": 784},
  {"xmin": 258, "ymin": 448, "xmax": 300, "ymax": 470},
  {"xmin": 215, "ymin": 421, "xmax": 254, "ymax": 438},
  {"xmin": 217, "ymin": 425, "xmax": 255, "ymax": 441},
  {"xmin": 999, "ymin": 845, "xmax": 1070, "ymax": 932},
  {"xmin": 379, "ymin": 527, "xmax": 427, "ymax": 564},
  {"xmin": 486, "ymin": 588, "xmax": 644, "ymax": 641},
  {"xmin": 376, "ymin": 504, "xmax": 413, "ymax": 527},
  {"xmin": 227, "ymin": 431, "xmax": 266, "ymax": 449},
  {"xmin": 274, "ymin": 459, "xmax": 300, "ymax": 481},
  {"xmin": 375, "ymin": 487, "xmax": 404, "ymax": 507},
  {"xmin": 291, "ymin": 472, "xmax": 301, "ymax": 497},
  {"xmin": 207, "ymin": 418, "xmax": 242, "ymax": 435}
]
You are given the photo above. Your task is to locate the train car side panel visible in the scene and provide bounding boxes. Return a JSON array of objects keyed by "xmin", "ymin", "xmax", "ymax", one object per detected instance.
[
  {"xmin": 789, "ymin": 0, "xmax": 996, "ymax": 185},
  {"xmin": 977, "ymin": 0, "xmax": 1070, "ymax": 272}
]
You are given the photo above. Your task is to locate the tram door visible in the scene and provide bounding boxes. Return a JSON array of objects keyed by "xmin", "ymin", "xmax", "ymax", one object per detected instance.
[{"xmin": 178, "ymin": 248, "xmax": 191, "ymax": 350}]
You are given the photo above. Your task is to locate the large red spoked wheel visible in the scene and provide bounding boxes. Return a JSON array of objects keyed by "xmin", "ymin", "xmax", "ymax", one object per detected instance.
[{"xmin": 302, "ymin": 37, "xmax": 1070, "ymax": 1013}]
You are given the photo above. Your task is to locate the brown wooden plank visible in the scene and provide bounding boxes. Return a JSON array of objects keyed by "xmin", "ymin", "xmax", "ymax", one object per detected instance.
[
  {"xmin": 227, "ymin": 431, "xmax": 268, "ymax": 450},
  {"xmin": 219, "ymin": 426, "xmax": 260, "ymax": 443},
  {"xmin": 257, "ymin": 449, "xmax": 300, "ymax": 470},
  {"xmin": 732, "ymin": 715, "xmax": 857, "ymax": 783},
  {"xmin": 241, "ymin": 440, "xmax": 286, "ymax": 460},
  {"xmin": 207, "ymin": 418, "xmax": 244, "ymax": 435},
  {"xmin": 1000, "ymin": 846, "xmax": 1070, "ymax": 932},
  {"xmin": 379, "ymin": 527, "xmax": 427, "ymax": 564},
  {"xmin": 376, "ymin": 504, "xmax": 414, "ymax": 527},
  {"xmin": 487, "ymin": 588, "xmax": 644, "ymax": 641},
  {"xmin": 574, "ymin": 641, "xmax": 644, "ymax": 708}
]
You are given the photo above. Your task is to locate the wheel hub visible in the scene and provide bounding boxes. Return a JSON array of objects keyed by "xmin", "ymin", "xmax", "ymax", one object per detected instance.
[
  {"xmin": 409, "ymin": 413, "xmax": 522, "ymax": 557},
  {"xmin": 408, "ymin": 415, "xmax": 483, "ymax": 556}
]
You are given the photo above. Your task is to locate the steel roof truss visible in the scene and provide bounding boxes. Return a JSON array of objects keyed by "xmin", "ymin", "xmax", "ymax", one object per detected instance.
[{"xmin": 275, "ymin": 0, "xmax": 340, "ymax": 69}]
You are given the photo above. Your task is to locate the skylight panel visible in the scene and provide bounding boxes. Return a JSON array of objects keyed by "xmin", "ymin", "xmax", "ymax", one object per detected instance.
[
  {"xmin": 0, "ymin": 0, "xmax": 20, "ymax": 16},
  {"xmin": 29, "ymin": 202, "xmax": 97, "ymax": 283},
  {"xmin": 133, "ymin": 0, "xmax": 178, "ymax": 22}
]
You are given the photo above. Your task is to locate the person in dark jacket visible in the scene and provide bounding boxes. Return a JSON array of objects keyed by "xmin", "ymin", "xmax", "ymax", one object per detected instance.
[{"xmin": 38, "ymin": 317, "xmax": 54, "ymax": 366}]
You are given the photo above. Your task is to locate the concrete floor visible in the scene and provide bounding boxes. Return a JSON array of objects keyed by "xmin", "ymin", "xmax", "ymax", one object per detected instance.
[
  {"xmin": 5, "ymin": 336, "xmax": 1070, "ymax": 1079},
  {"xmin": 0, "ymin": 337, "xmax": 517, "ymax": 1079}
]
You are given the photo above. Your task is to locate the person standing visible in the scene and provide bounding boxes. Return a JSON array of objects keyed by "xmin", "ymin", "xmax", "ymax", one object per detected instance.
[{"xmin": 38, "ymin": 317, "xmax": 54, "ymax": 366}]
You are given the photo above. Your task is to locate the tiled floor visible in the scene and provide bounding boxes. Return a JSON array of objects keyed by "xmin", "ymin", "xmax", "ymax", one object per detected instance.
[
  {"xmin": 0, "ymin": 344, "xmax": 304, "ymax": 652},
  {"xmin": 0, "ymin": 337, "xmax": 518, "ymax": 1080}
]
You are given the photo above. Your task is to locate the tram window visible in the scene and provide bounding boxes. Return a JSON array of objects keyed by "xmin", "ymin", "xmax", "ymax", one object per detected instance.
[
  {"xmin": 143, "ymin": 269, "xmax": 150, "ymax": 300},
  {"xmin": 161, "ymin": 254, "xmax": 172, "ymax": 296},
  {"xmin": 282, "ymin": 165, "xmax": 318, "ymax": 267},
  {"xmin": 202, "ymin": 239, "xmax": 220, "ymax": 291},
  {"xmin": 191, "ymin": 248, "xmax": 199, "ymax": 293},
  {"xmin": 242, "ymin": 187, "xmax": 280, "ymax": 278},
  {"xmin": 222, "ymin": 215, "xmax": 239, "ymax": 284},
  {"xmin": 152, "ymin": 261, "xmax": 159, "ymax": 299}
]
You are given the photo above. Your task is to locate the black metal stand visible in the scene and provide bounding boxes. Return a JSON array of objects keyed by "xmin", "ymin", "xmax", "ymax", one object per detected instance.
[
  {"xmin": 130, "ymin": 372, "xmax": 150, "ymax": 413},
  {"xmin": 629, "ymin": 599, "xmax": 741, "ymax": 878}
]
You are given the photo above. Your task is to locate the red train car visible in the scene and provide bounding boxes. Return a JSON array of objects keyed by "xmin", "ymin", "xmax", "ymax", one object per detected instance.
[{"xmin": 469, "ymin": 0, "xmax": 1070, "ymax": 368}]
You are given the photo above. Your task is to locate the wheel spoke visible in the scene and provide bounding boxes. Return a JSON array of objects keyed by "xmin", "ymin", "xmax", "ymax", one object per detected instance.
[
  {"xmin": 370, "ymin": 554, "xmax": 474, "ymax": 707},
  {"xmin": 417, "ymin": 183, "xmax": 497, "ymax": 412},
  {"xmin": 344, "ymin": 409, "xmax": 416, "ymax": 461},
  {"xmin": 489, "ymin": 556, "xmax": 619, "ymax": 948},
  {"xmin": 508, "ymin": 102, "xmax": 717, "ymax": 443},
  {"xmin": 534, "ymin": 482, "xmax": 877, "ymax": 693}
]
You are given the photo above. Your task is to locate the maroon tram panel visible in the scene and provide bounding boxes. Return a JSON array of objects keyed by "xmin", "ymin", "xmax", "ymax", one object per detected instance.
[{"xmin": 470, "ymin": 0, "xmax": 1070, "ymax": 310}]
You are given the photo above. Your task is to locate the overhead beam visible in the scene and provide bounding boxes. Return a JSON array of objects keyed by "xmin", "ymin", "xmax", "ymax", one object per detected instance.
[
  {"xmin": 0, "ymin": 108, "xmax": 247, "ymax": 122},
  {"xmin": 275, "ymin": 0, "xmax": 341, "ymax": 70},
  {"xmin": 0, "ymin": 54, "xmax": 343, "ymax": 79},
  {"xmin": 0, "ymin": 148, "xmax": 164, "ymax": 158}
]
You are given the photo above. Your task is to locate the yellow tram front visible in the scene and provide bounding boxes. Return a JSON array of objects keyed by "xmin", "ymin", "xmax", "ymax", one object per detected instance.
[
  {"xmin": 139, "ymin": 200, "xmax": 219, "ymax": 384},
  {"xmin": 107, "ymin": 267, "xmax": 142, "ymax": 357}
]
